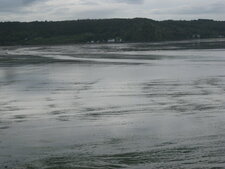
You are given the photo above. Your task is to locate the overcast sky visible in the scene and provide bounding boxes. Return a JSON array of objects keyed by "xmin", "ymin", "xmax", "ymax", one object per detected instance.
[{"xmin": 0, "ymin": 0, "xmax": 224, "ymax": 21}]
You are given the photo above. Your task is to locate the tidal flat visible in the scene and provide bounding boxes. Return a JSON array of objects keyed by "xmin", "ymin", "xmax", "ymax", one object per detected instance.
[{"xmin": 1, "ymin": 39, "xmax": 225, "ymax": 169}]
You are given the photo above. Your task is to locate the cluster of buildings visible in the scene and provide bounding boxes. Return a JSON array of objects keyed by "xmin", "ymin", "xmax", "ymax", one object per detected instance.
[{"xmin": 88, "ymin": 38, "xmax": 123, "ymax": 44}]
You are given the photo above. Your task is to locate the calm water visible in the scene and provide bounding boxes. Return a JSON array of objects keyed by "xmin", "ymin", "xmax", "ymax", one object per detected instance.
[{"xmin": 1, "ymin": 39, "xmax": 225, "ymax": 169}]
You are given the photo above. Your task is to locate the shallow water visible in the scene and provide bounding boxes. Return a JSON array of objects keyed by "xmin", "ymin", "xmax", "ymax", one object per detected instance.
[{"xmin": 1, "ymin": 39, "xmax": 225, "ymax": 169}]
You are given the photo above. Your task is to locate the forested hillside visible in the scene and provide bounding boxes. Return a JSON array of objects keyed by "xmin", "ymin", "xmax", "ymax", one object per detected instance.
[{"xmin": 0, "ymin": 18, "xmax": 224, "ymax": 45}]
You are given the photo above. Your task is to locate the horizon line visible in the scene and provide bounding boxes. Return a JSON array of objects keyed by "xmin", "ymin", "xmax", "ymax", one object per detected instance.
[{"xmin": 0, "ymin": 17, "xmax": 225, "ymax": 23}]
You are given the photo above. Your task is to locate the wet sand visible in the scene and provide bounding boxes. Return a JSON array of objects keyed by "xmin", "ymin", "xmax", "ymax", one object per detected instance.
[{"xmin": 1, "ymin": 39, "xmax": 225, "ymax": 168}]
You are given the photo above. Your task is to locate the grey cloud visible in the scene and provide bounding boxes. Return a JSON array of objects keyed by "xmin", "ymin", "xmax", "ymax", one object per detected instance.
[
  {"xmin": 75, "ymin": 8, "xmax": 118, "ymax": 19},
  {"xmin": 80, "ymin": 0, "xmax": 144, "ymax": 5},
  {"xmin": 113, "ymin": 0, "xmax": 144, "ymax": 4},
  {"xmin": 176, "ymin": 2, "xmax": 225, "ymax": 14},
  {"xmin": 151, "ymin": 1, "xmax": 225, "ymax": 15},
  {"xmin": 22, "ymin": 0, "xmax": 38, "ymax": 5},
  {"xmin": 0, "ymin": 0, "xmax": 40, "ymax": 11},
  {"xmin": 79, "ymin": 1, "xmax": 99, "ymax": 6},
  {"xmin": 0, "ymin": 0, "xmax": 225, "ymax": 21}
]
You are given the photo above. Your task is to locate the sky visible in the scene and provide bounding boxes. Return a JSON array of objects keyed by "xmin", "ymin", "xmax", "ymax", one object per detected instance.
[{"xmin": 0, "ymin": 0, "xmax": 224, "ymax": 21}]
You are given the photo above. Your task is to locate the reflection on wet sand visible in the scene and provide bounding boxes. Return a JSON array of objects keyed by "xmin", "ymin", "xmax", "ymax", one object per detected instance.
[{"xmin": 1, "ymin": 39, "xmax": 225, "ymax": 168}]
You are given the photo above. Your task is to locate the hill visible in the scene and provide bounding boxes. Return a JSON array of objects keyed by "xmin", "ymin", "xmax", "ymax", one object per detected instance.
[{"xmin": 0, "ymin": 18, "xmax": 225, "ymax": 45}]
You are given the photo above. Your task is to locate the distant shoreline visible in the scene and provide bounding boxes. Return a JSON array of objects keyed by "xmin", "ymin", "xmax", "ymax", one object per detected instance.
[
  {"xmin": 0, "ymin": 38, "xmax": 225, "ymax": 49},
  {"xmin": 0, "ymin": 18, "xmax": 224, "ymax": 46}
]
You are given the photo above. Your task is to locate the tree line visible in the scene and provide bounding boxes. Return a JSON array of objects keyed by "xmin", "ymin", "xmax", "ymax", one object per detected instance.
[{"xmin": 0, "ymin": 18, "xmax": 224, "ymax": 45}]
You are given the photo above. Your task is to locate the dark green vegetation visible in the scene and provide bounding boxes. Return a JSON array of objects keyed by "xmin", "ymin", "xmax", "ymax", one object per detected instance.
[{"xmin": 0, "ymin": 18, "xmax": 225, "ymax": 45}]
